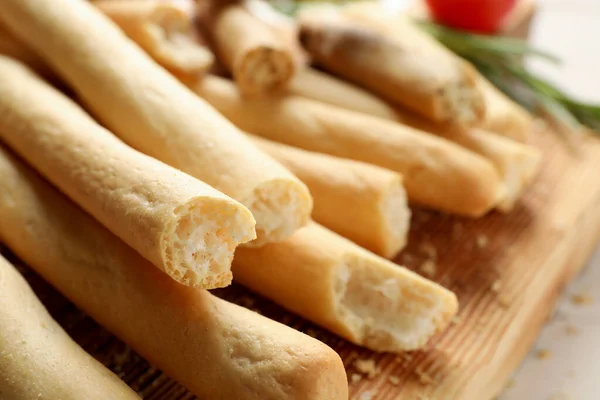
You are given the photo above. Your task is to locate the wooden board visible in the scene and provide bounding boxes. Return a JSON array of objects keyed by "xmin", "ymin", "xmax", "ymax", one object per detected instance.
[{"xmin": 4, "ymin": 127, "xmax": 600, "ymax": 400}]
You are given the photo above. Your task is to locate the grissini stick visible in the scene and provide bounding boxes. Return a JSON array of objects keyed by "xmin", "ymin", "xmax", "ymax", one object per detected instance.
[
  {"xmin": 297, "ymin": 11, "xmax": 485, "ymax": 127},
  {"xmin": 192, "ymin": 76, "xmax": 503, "ymax": 217},
  {"xmin": 479, "ymin": 76, "xmax": 533, "ymax": 142},
  {"xmin": 0, "ymin": 0, "xmax": 312, "ymax": 246},
  {"xmin": 290, "ymin": 69, "xmax": 541, "ymax": 211},
  {"xmin": 0, "ymin": 256, "xmax": 140, "ymax": 400},
  {"xmin": 0, "ymin": 146, "xmax": 348, "ymax": 400},
  {"xmin": 339, "ymin": 3, "xmax": 533, "ymax": 142},
  {"xmin": 0, "ymin": 56, "xmax": 256, "ymax": 288},
  {"xmin": 211, "ymin": 3, "xmax": 296, "ymax": 95},
  {"xmin": 234, "ymin": 222, "xmax": 458, "ymax": 353},
  {"xmin": 251, "ymin": 135, "xmax": 410, "ymax": 258},
  {"xmin": 94, "ymin": 0, "xmax": 214, "ymax": 76}
]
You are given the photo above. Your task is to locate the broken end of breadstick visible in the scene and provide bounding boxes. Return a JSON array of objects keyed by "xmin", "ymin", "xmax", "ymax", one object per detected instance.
[
  {"xmin": 334, "ymin": 249, "xmax": 458, "ymax": 352},
  {"xmin": 163, "ymin": 196, "xmax": 256, "ymax": 287},
  {"xmin": 244, "ymin": 177, "xmax": 313, "ymax": 246},
  {"xmin": 234, "ymin": 44, "xmax": 296, "ymax": 95},
  {"xmin": 96, "ymin": 0, "xmax": 214, "ymax": 75},
  {"xmin": 496, "ymin": 142, "xmax": 542, "ymax": 212},
  {"xmin": 379, "ymin": 176, "xmax": 411, "ymax": 258}
]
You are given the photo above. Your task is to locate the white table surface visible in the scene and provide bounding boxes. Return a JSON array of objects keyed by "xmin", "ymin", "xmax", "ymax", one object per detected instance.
[{"xmin": 381, "ymin": 0, "xmax": 600, "ymax": 398}]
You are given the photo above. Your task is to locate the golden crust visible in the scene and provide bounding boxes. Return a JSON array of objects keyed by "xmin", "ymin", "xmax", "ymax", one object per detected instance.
[{"xmin": 0, "ymin": 146, "xmax": 348, "ymax": 400}]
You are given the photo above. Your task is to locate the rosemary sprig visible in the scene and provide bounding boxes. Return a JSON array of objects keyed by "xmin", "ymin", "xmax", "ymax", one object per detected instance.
[{"xmin": 419, "ymin": 21, "xmax": 600, "ymax": 134}]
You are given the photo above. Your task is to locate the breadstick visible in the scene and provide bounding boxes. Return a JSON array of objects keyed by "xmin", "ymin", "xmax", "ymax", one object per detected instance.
[
  {"xmin": 234, "ymin": 222, "xmax": 458, "ymax": 352},
  {"xmin": 192, "ymin": 76, "xmax": 503, "ymax": 217},
  {"xmin": 0, "ymin": 0, "xmax": 312, "ymax": 246},
  {"xmin": 251, "ymin": 135, "xmax": 410, "ymax": 258},
  {"xmin": 289, "ymin": 68, "xmax": 541, "ymax": 212},
  {"xmin": 211, "ymin": 4, "xmax": 296, "ymax": 95},
  {"xmin": 0, "ymin": 146, "xmax": 348, "ymax": 400},
  {"xmin": 479, "ymin": 76, "xmax": 533, "ymax": 142},
  {"xmin": 339, "ymin": 3, "xmax": 533, "ymax": 142},
  {"xmin": 94, "ymin": 0, "xmax": 214, "ymax": 76},
  {"xmin": 298, "ymin": 10, "xmax": 485, "ymax": 127},
  {"xmin": 0, "ymin": 56, "xmax": 256, "ymax": 288},
  {"xmin": 0, "ymin": 256, "xmax": 140, "ymax": 400}
]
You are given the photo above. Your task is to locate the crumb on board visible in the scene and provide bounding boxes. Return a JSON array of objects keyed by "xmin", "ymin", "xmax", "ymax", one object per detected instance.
[
  {"xmin": 565, "ymin": 325, "xmax": 579, "ymax": 336},
  {"xmin": 536, "ymin": 349, "xmax": 552, "ymax": 360},
  {"xmin": 571, "ymin": 292, "xmax": 593, "ymax": 306},
  {"xmin": 359, "ymin": 391, "xmax": 374, "ymax": 400},
  {"xmin": 415, "ymin": 365, "xmax": 438, "ymax": 385},
  {"xmin": 420, "ymin": 259, "xmax": 437, "ymax": 278},
  {"xmin": 354, "ymin": 358, "xmax": 379, "ymax": 379},
  {"xmin": 476, "ymin": 234, "xmax": 488, "ymax": 249},
  {"xmin": 350, "ymin": 373, "xmax": 362, "ymax": 384},
  {"xmin": 420, "ymin": 242, "xmax": 437, "ymax": 260},
  {"xmin": 388, "ymin": 375, "xmax": 400, "ymax": 385},
  {"xmin": 402, "ymin": 253, "xmax": 416, "ymax": 265},
  {"xmin": 491, "ymin": 280, "xmax": 501, "ymax": 293}
]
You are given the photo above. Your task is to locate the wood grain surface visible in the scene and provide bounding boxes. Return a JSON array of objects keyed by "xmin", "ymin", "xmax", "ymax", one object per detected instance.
[{"xmin": 3, "ymin": 127, "xmax": 600, "ymax": 400}]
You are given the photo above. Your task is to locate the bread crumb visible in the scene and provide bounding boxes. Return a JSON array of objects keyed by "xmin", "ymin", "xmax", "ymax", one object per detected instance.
[
  {"xmin": 490, "ymin": 280, "xmax": 501, "ymax": 293},
  {"xmin": 476, "ymin": 234, "xmax": 488, "ymax": 249},
  {"xmin": 420, "ymin": 242, "xmax": 437, "ymax": 260},
  {"xmin": 505, "ymin": 379, "xmax": 516, "ymax": 389},
  {"xmin": 350, "ymin": 373, "xmax": 362, "ymax": 384},
  {"xmin": 388, "ymin": 375, "xmax": 400, "ymax": 385},
  {"xmin": 565, "ymin": 325, "xmax": 579, "ymax": 336},
  {"xmin": 498, "ymin": 294, "xmax": 512, "ymax": 308},
  {"xmin": 571, "ymin": 292, "xmax": 593, "ymax": 306},
  {"xmin": 354, "ymin": 358, "xmax": 378, "ymax": 379},
  {"xmin": 451, "ymin": 315, "xmax": 462, "ymax": 325},
  {"xmin": 420, "ymin": 259, "xmax": 437, "ymax": 278},
  {"xmin": 402, "ymin": 253, "xmax": 416, "ymax": 265},
  {"xmin": 359, "ymin": 391, "xmax": 374, "ymax": 400},
  {"xmin": 415, "ymin": 365, "xmax": 437, "ymax": 385},
  {"xmin": 536, "ymin": 349, "xmax": 552, "ymax": 360}
]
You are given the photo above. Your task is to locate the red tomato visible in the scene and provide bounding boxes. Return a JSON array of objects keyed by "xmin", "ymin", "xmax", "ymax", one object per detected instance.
[{"xmin": 425, "ymin": 0, "xmax": 518, "ymax": 33}]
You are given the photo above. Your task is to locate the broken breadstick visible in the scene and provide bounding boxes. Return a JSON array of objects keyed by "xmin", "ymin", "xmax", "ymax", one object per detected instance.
[
  {"xmin": 290, "ymin": 68, "xmax": 541, "ymax": 211},
  {"xmin": 251, "ymin": 135, "xmax": 410, "ymax": 258},
  {"xmin": 234, "ymin": 222, "xmax": 458, "ymax": 352},
  {"xmin": 0, "ymin": 56, "xmax": 256, "ymax": 288},
  {"xmin": 298, "ymin": 9, "xmax": 485, "ymax": 127},
  {"xmin": 339, "ymin": 3, "xmax": 533, "ymax": 142},
  {"xmin": 479, "ymin": 77, "xmax": 533, "ymax": 142},
  {"xmin": 191, "ymin": 76, "xmax": 503, "ymax": 217},
  {"xmin": 211, "ymin": 3, "xmax": 296, "ymax": 95},
  {"xmin": 0, "ymin": 145, "xmax": 348, "ymax": 400},
  {"xmin": 0, "ymin": 255, "xmax": 140, "ymax": 400},
  {"xmin": 0, "ymin": 0, "xmax": 312, "ymax": 246},
  {"xmin": 94, "ymin": 0, "xmax": 214, "ymax": 76}
]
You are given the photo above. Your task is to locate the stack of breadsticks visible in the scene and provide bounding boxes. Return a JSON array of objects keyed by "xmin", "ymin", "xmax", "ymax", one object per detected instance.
[{"xmin": 0, "ymin": 0, "xmax": 541, "ymax": 397}]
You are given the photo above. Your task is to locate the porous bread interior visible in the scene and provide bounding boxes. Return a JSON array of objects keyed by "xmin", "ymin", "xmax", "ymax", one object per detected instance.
[
  {"xmin": 162, "ymin": 197, "xmax": 255, "ymax": 287},
  {"xmin": 379, "ymin": 179, "xmax": 410, "ymax": 258},
  {"xmin": 439, "ymin": 72, "xmax": 484, "ymax": 126},
  {"xmin": 243, "ymin": 178, "xmax": 312, "ymax": 247},
  {"xmin": 237, "ymin": 45, "xmax": 295, "ymax": 93},
  {"xmin": 496, "ymin": 147, "xmax": 542, "ymax": 212},
  {"xmin": 333, "ymin": 254, "xmax": 456, "ymax": 352}
]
